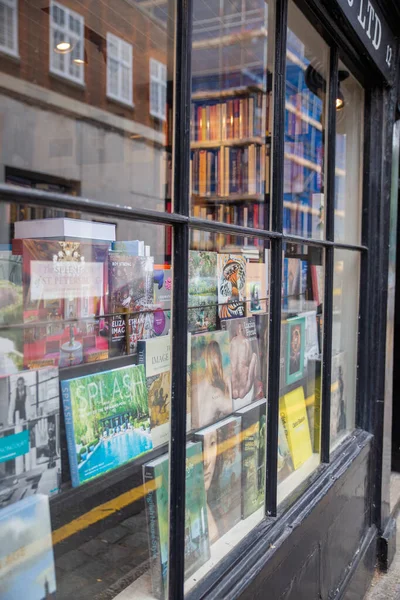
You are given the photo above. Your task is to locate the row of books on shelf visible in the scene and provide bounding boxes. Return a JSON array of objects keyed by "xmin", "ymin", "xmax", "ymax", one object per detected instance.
[
  {"xmin": 191, "ymin": 91, "xmax": 271, "ymax": 142},
  {"xmin": 191, "ymin": 144, "xmax": 269, "ymax": 197}
]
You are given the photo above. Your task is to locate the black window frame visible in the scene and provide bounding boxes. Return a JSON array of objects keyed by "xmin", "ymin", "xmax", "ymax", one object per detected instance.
[{"xmin": 0, "ymin": 0, "xmax": 383, "ymax": 598}]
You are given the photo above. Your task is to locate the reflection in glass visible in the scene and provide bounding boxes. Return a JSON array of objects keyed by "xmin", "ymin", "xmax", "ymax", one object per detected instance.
[
  {"xmin": 330, "ymin": 250, "xmax": 360, "ymax": 449},
  {"xmin": 190, "ymin": 0, "xmax": 273, "ymax": 230},
  {"xmin": 284, "ymin": 1, "xmax": 329, "ymax": 239},
  {"xmin": 185, "ymin": 230, "xmax": 269, "ymax": 594},
  {"xmin": 278, "ymin": 244, "xmax": 324, "ymax": 504},
  {"xmin": 334, "ymin": 64, "xmax": 364, "ymax": 243}
]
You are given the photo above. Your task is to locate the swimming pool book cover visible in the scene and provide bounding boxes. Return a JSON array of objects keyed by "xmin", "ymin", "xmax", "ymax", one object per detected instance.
[
  {"xmin": 143, "ymin": 441, "xmax": 210, "ymax": 599},
  {"xmin": 0, "ymin": 494, "xmax": 56, "ymax": 599},
  {"xmin": 61, "ymin": 363, "xmax": 153, "ymax": 487}
]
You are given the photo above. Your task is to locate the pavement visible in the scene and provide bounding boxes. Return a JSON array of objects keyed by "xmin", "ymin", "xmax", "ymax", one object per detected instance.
[{"xmin": 365, "ymin": 513, "xmax": 400, "ymax": 600}]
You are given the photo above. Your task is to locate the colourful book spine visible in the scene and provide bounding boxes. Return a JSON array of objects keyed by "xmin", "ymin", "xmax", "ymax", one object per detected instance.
[{"xmin": 61, "ymin": 380, "xmax": 80, "ymax": 488}]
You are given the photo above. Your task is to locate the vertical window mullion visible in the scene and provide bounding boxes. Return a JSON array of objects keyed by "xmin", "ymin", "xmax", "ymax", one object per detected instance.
[
  {"xmin": 320, "ymin": 46, "xmax": 338, "ymax": 463},
  {"xmin": 265, "ymin": 0, "xmax": 288, "ymax": 518},
  {"xmin": 168, "ymin": 0, "xmax": 192, "ymax": 598}
]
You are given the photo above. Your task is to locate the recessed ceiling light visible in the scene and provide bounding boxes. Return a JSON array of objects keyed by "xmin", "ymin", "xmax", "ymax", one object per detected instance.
[{"xmin": 55, "ymin": 41, "xmax": 71, "ymax": 53}]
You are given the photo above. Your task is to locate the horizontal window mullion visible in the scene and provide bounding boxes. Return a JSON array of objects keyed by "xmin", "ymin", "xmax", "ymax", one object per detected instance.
[{"xmin": 189, "ymin": 217, "xmax": 281, "ymax": 240}]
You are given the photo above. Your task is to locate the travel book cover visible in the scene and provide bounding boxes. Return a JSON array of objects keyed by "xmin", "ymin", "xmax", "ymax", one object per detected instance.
[
  {"xmin": 138, "ymin": 334, "xmax": 192, "ymax": 447},
  {"xmin": 280, "ymin": 386, "xmax": 312, "ymax": 470},
  {"xmin": 0, "ymin": 250, "xmax": 23, "ymax": 376},
  {"xmin": 61, "ymin": 364, "xmax": 152, "ymax": 487},
  {"xmin": 235, "ymin": 399, "xmax": 266, "ymax": 518},
  {"xmin": 0, "ymin": 494, "xmax": 56, "ymax": 599},
  {"xmin": 21, "ymin": 239, "xmax": 109, "ymax": 369},
  {"xmin": 143, "ymin": 441, "xmax": 210, "ymax": 599},
  {"xmin": 191, "ymin": 330, "xmax": 232, "ymax": 429},
  {"xmin": 330, "ymin": 352, "xmax": 347, "ymax": 445},
  {"xmin": 195, "ymin": 415, "xmax": 241, "ymax": 543},
  {"xmin": 0, "ymin": 367, "xmax": 60, "ymax": 509},
  {"xmin": 188, "ymin": 251, "xmax": 218, "ymax": 333},
  {"xmin": 217, "ymin": 254, "xmax": 246, "ymax": 319},
  {"xmin": 221, "ymin": 316, "xmax": 263, "ymax": 410},
  {"xmin": 245, "ymin": 262, "xmax": 267, "ymax": 315},
  {"xmin": 286, "ymin": 315, "xmax": 306, "ymax": 386}
]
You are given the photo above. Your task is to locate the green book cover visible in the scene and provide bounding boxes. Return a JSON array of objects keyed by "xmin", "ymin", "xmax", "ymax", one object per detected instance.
[
  {"xmin": 235, "ymin": 398, "xmax": 267, "ymax": 519},
  {"xmin": 144, "ymin": 442, "xmax": 210, "ymax": 599},
  {"xmin": 188, "ymin": 251, "xmax": 218, "ymax": 333}
]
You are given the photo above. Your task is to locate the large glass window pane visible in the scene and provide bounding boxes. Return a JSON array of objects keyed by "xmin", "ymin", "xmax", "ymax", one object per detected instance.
[
  {"xmin": 278, "ymin": 243, "xmax": 324, "ymax": 505},
  {"xmin": 0, "ymin": 204, "xmax": 173, "ymax": 599},
  {"xmin": 284, "ymin": 1, "xmax": 329, "ymax": 239},
  {"xmin": 185, "ymin": 229, "xmax": 270, "ymax": 593},
  {"xmin": 330, "ymin": 250, "xmax": 360, "ymax": 450},
  {"xmin": 191, "ymin": 0, "xmax": 274, "ymax": 230},
  {"xmin": 334, "ymin": 63, "xmax": 364, "ymax": 243}
]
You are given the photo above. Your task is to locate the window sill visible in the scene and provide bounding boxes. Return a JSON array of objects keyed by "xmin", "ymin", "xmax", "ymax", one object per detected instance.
[
  {"xmin": 49, "ymin": 70, "xmax": 85, "ymax": 90},
  {"xmin": 107, "ymin": 94, "xmax": 135, "ymax": 110},
  {"xmin": 0, "ymin": 49, "xmax": 20, "ymax": 64}
]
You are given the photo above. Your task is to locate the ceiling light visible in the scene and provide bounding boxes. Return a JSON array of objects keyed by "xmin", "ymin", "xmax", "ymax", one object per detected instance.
[{"xmin": 55, "ymin": 41, "xmax": 71, "ymax": 54}]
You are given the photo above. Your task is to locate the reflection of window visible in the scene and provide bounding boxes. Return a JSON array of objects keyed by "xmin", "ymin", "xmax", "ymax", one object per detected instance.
[
  {"xmin": 49, "ymin": 1, "xmax": 84, "ymax": 84},
  {"xmin": 150, "ymin": 58, "xmax": 167, "ymax": 120},
  {"xmin": 107, "ymin": 33, "xmax": 133, "ymax": 106},
  {"xmin": 0, "ymin": 0, "xmax": 18, "ymax": 57}
]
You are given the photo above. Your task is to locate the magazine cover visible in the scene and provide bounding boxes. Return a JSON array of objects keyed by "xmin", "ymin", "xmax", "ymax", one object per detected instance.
[
  {"xmin": 222, "ymin": 317, "xmax": 263, "ymax": 410},
  {"xmin": 61, "ymin": 364, "xmax": 152, "ymax": 487},
  {"xmin": 144, "ymin": 442, "xmax": 210, "ymax": 599},
  {"xmin": 285, "ymin": 315, "xmax": 306, "ymax": 385},
  {"xmin": 0, "ymin": 250, "xmax": 23, "ymax": 375},
  {"xmin": 235, "ymin": 399, "xmax": 266, "ymax": 518},
  {"xmin": 188, "ymin": 251, "xmax": 218, "ymax": 333},
  {"xmin": 217, "ymin": 254, "xmax": 246, "ymax": 319},
  {"xmin": 191, "ymin": 330, "xmax": 232, "ymax": 429},
  {"xmin": 195, "ymin": 415, "xmax": 241, "ymax": 543},
  {"xmin": 0, "ymin": 494, "xmax": 56, "ymax": 599},
  {"xmin": 138, "ymin": 334, "xmax": 192, "ymax": 446},
  {"xmin": 21, "ymin": 239, "xmax": 109, "ymax": 369},
  {"xmin": 0, "ymin": 367, "xmax": 60, "ymax": 508},
  {"xmin": 245, "ymin": 262, "xmax": 267, "ymax": 315},
  {"xmin": 280, "ymin": 387, "xmax": 312, "ymax": 470}
]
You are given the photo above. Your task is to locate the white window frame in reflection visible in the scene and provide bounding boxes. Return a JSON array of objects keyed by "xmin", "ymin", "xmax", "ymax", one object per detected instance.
[
  {"xmin": 49, "ymin": 0, "xmax": 84, "ymax": 85},
  {"xmin": 149, "ymin": 57, "xmax": 167, "ymax": 121},
  {"xmin": 0, "ymin": 0, "xmax": 18, "ymax": 58},
  {"xmin": 106, "ymin": 32, "xmax": 133, "ymax": 107}
]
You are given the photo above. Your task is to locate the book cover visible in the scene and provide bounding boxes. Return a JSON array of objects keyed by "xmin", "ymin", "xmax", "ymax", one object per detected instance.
[
  {"xmin": 245, "ymin": 262, "xmax": 267, "ymax": 315},
  {"xmin": 191, "ymin": 330, "xmax": 232, "ymax": 429},
  {"xmin": 235, "ymin": 398, "xmax": 266, "ymax": 518},
  {"xmin": 284, "ymin": 257, "xmax": 302, "ymax": 312},
  {"xmin": 300, "ymin": 310, "xmax": 320, "ymax": 367},
  {"xmin": 277, "ymin": 413, "xmax": 294, "ymax": 484},
  {"xmin": 0, "ymin": 494, "xmax": 56, "ymax": 599},
  {"xmin": 153, "ymin": 268, "xmax": 172, "ymax": 337},
  {"xmin": 330, "ymin": 352, "xmax": 347, "ymax": 445},
  {"xmin": 280, "ymin": 387, "xmax": 312, "ymax": 470},
  {"xmin": 286, "ymin": 315, "xmax": 306, "ymax": 385},
  {"xmin": 21, "ymin": 239, "xmax": 109, "ymax": 369},
  {"xmin": 0, "ymin": 250, "xmax": 23, "ymax": 376},
  {"xmin": 111, "ymin": 240, "xmax": 144, "ymax": 256},
  {"xmin": 217, "ymin": 254, "xmax": 247, "ymax": 319},
  {"xmin": 221, "ymin": 317, "xmax": 263, "ymax": 410},
  {"xmin": 254, "ymin": 312, "xmax": 269, "ymax": 395},
  {"xmin": 138, "ymin": 334, "xmax": 192, "ymax": 446},
  {"xmin": 143, "ymin": 442, "xmax": 210, "ymax": 599},
  {"xmin": 195, "ymin": 415, "xmax": 241, "ymax": 543},
  {"xmin": 188, "ymin": 251, "xmax": 218, "ymax": 333},
  {"xmin": 61, "ymin": 364, "xmax": 152, "ymax": 487},
  {"xmin": 0, "ymin": 367, "xmax": 60, "ymax": 508}
]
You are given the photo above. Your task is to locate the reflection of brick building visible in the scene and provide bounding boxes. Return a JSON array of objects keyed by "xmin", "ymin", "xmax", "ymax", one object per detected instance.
[{"xmin": 0, "ymin": 1, "xmax": 171, "ymax": 252}]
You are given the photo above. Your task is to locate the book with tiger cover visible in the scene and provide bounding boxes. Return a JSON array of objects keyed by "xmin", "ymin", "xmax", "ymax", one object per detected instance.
[
  {"xmin": 279, "ymin": 387, "xmax": 312, "ymax": 470},
  {"xmin": 217, "ymin": 254, "xmax": 246, "ymax": 320}
]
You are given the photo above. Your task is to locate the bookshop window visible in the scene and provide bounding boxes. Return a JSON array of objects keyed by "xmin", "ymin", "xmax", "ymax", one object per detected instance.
[
  {"xmin": 331, "ymin": 249, "xmax": 360, "ymax": 450},
  {"xmin": 278, "ymin": 243, "xmax": 324, "ymax": 505},
  {"xmin": 0, "ymin": 0, "xmax": 173, "ymax": 215},
  {"xmin": 190, "ymin": 0, "xmax": 274, "ymax": 229},
  {"xmin": 0, "ymin": 202, "xmax": 174, "ymax": 599},
  {"xmin": 185, "ymin": 229, "xmax": 270, "ymax": 593},
  {"xmin": 284, "ymin": 1, "xmax": 329, "ymax": 239},
  {"xmin": 334, "ymin": 63, "xmax": 364, "ymax": 244}
]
